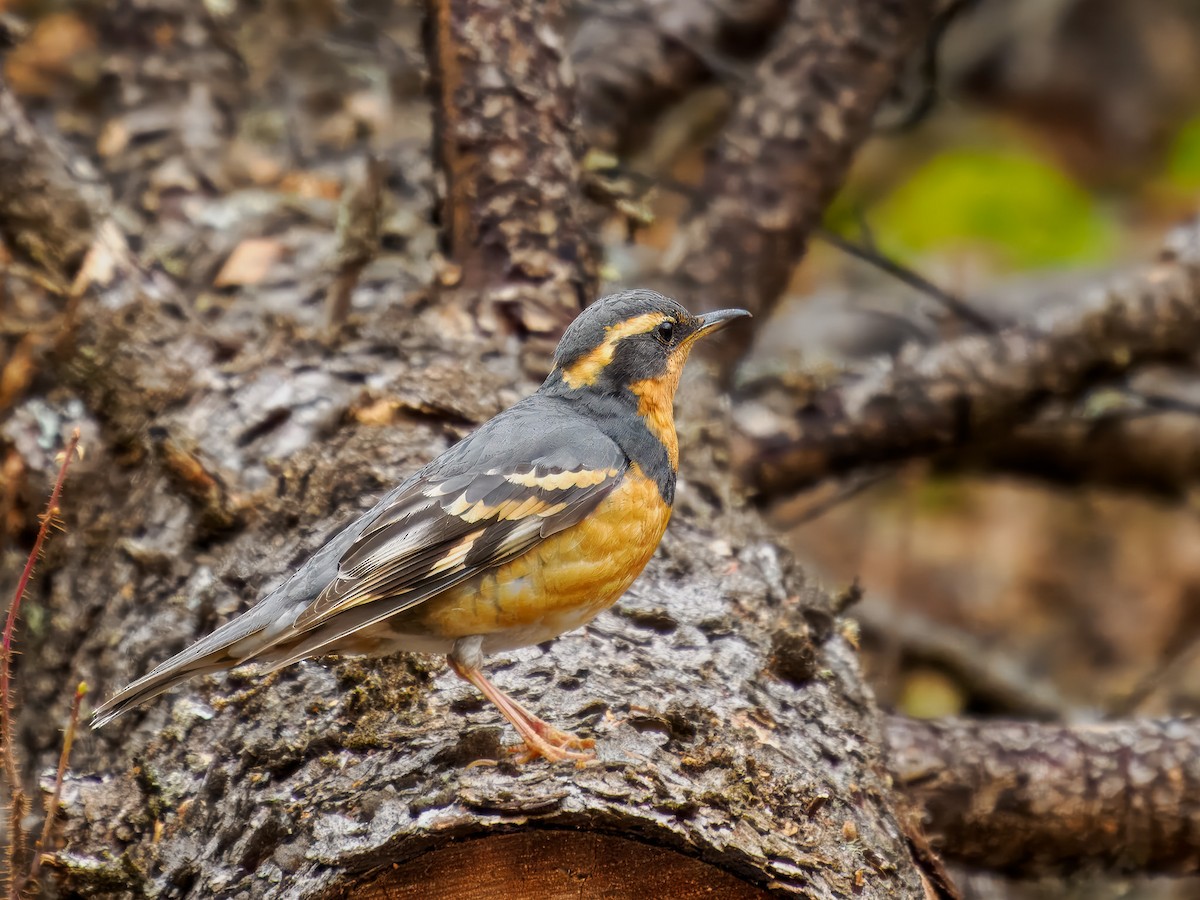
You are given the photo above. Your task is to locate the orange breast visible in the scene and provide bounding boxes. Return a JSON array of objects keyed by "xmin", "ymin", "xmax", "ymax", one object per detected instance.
[{"xmin": 401, "ymin": 465, "xmax": 671, "ymax": 643}]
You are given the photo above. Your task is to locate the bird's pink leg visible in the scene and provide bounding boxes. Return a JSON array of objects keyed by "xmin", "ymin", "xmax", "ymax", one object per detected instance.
[{"xmin": 448, "ymin": 657, "xmax": 595, "ymax": 763}]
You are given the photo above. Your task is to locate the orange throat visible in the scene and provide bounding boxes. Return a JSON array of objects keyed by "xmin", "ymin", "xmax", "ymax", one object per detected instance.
[{"xmin": 628, "ymin": 349, "xmax": 689, "ymax": 472}]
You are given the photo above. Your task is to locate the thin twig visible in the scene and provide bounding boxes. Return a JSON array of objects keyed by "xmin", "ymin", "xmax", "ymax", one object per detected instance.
[
  {"xmin": 1, "ymin": 428, "xmax": 80, "ymax": 897},
  {"xmin": 875, "ymin": 0, "xmax": 979, "ymax": 133},
  {"xmin": 29, "ymin": 681, "xmax": 86, "ymax": 887},
  {"xmin": 818, "ymin": 228, "xmax": 999, "ymax": 334},
  {"xmin": 774, "ymin": 470, "xmax": 890, "ymax": 527}
]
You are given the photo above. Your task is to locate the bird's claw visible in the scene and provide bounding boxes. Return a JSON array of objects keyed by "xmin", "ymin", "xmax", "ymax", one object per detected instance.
[{"xmin": 506, "ymin": 728, "xmax": 596, "ymax": 765}]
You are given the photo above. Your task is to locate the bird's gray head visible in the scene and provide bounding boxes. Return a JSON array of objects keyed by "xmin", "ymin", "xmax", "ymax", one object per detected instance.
[{"xmin": 548, "ymin": 289, "xmax": 748, "ymax": 395}]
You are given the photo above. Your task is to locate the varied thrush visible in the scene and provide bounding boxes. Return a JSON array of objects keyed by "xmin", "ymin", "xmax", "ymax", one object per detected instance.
[{"xmin": 92, "ymin": 290, "xmax": 750, "ymax": 762}]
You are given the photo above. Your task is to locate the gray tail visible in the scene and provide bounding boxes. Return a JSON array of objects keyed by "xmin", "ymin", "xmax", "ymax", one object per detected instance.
[
  {"xmin": 90, "ymin": 609, "xmax": 277, "ymax": 728},
  {"xmin": 89, "ymin": 658, "xmax": 228, "ymax": 728}
]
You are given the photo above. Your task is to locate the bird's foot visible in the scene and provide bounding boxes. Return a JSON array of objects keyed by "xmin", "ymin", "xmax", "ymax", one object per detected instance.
[
  {"xmin": 501, "ymin": 687, "xmax": 597, "ymax": 763},
  {"xmin": 448, "ymin": 654, "xmax": 597, "ymax": 764},
  {"xmin": 503, "ymin": 714, "xmax": 596, "ymax": 764}
]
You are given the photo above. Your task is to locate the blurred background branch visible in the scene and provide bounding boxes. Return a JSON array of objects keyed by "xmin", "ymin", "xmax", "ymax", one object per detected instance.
[
  {"xmin": 736, "ymin": 219, "xmax": 1200, "ymax": 496},
  {"xmin": 888, "ymin": 716, "xmax": 1200, "ymax": 877}
]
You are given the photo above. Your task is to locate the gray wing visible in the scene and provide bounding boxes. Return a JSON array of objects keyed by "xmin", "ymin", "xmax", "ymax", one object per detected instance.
[{"xmin": 92, "ymin": 400, "xmax": 626, "ymax": 726}]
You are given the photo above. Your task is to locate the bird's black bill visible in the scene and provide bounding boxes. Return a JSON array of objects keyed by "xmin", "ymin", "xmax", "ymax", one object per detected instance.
[{"xmin": 693, "ymin": 308, "xmax": 752, "ymax": 339}]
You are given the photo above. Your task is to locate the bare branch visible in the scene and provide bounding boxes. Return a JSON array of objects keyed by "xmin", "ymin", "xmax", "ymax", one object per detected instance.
[
  {"xmin": 661, "ymin": 0, "xmax": 936, "ymax": 357},
  {"xmin": 739, "ymin": 219, "xmax": 1200, "ymax": 495},
  {"xmin": 958, "ymin": 405, "xmax": 1200, "ymax": 498},
  {"xmin": 572, "ymin": 0, "xmax": 789, "ymax": 152},
  {"xmin": 887, "ymin": 716, "xmax": 1200, "ymax": 877}
]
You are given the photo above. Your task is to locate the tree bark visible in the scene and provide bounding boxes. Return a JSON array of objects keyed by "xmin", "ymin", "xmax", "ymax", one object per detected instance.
[
  {"xmin": 661, "ymin": 0, "xmax": 935, "ymax": 366},
  {"xmin": 53, "ymin": 422, "xmax": 926, "ymax": 895},
  {"xmin": 956, "ymin": 400, "xmax": 1200, "ymax": 498},
  {"xmin": 426, "ymin": 0, "xmax": 598, "ymax": 363}
]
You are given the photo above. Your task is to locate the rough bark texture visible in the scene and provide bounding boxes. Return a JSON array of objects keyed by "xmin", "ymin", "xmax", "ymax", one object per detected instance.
[
  {"xmin": 661, "ymin": 0, "xmax": 934, "ymax": 357},
  {"xmin": 427, "ymin": 0, "xmax": 598, "ymax": 353},
  {"xmin": 738, "ymin": 220, "xmax": 1200, "ymax": 496},
  {"xmin": 571, "ymin": 0, "xmax": 790, "ymax": 153},
  {"xmin": 48, "ymin": 364, "xmax": 923, "ymax": 898},
  {"xmin": 886, "ymin": 716, "xmax": 1200, "ymax": 877},
  {"xmin": 9, "ymin": 0, "xmax": 1200, "ymax": 891}
]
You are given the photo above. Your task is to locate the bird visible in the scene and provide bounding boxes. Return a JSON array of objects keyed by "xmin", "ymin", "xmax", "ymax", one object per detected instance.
[{"xmin": 91, "ymin": 289, "xmax": 750, "ymax": 762}]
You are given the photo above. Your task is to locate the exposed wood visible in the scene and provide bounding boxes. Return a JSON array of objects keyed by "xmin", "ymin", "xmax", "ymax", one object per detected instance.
[{"xmin": 348, "ymin": 831, "xmax": 769, "ymax": 898}]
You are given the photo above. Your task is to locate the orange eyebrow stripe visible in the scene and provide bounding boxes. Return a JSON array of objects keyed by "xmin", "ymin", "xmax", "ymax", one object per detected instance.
[{"xmin": 560, "ymin": 312, "xmax": 668, "ymax": 388}]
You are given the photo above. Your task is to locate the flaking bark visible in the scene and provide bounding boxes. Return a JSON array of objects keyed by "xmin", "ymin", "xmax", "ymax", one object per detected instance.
[
  {"xmin": 50, "ymin": 364, "xmax": 925, "ymax": 898},
  {"xmin": 426, "ymin": 0, "xmax": 598, "ymax": 358}
]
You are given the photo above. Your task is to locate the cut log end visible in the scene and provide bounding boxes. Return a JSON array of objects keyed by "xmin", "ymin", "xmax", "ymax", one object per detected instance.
[{"xmin": 348, "ymin": 831, "xmax": 769, "ymax": 899}]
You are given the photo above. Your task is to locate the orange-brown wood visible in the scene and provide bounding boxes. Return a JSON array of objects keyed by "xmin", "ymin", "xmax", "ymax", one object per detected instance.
[{"xmin": 348, "ymin": 831, "xmax": 769, "ymax": 899}]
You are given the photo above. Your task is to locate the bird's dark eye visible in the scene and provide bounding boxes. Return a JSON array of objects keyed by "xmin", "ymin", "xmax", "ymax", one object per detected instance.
[{"xmin": 655, "ymin": 320, "xmax": 675, "ymax": 344}]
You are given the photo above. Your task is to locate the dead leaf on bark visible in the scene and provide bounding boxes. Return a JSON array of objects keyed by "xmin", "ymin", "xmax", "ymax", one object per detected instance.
[{"xmin": 214, "ymin": 238, "xmax": 285, "ymax": 288}]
